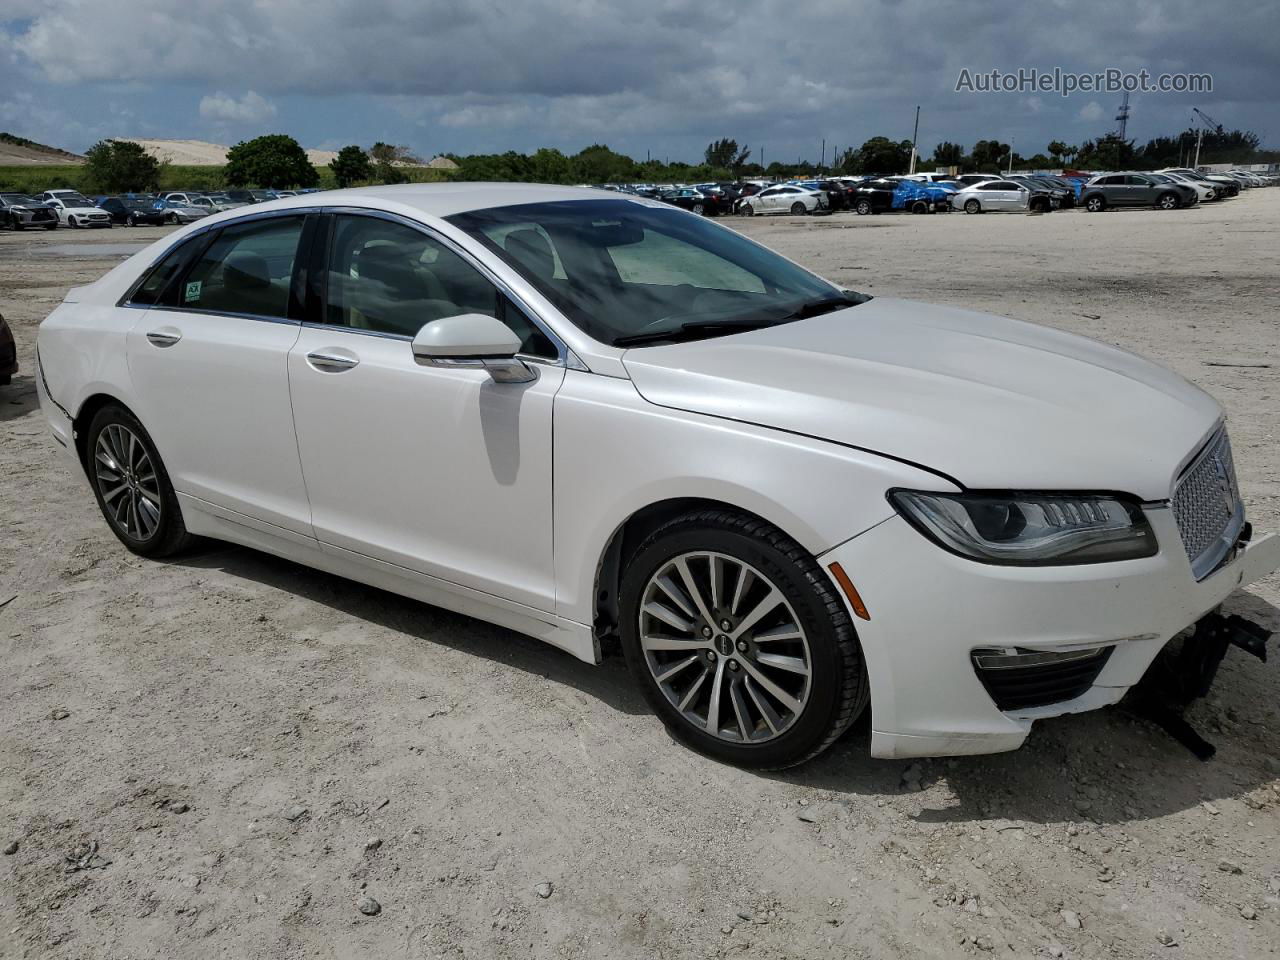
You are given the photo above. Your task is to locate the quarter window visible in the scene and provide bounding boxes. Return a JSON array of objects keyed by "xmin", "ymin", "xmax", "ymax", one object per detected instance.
[
  {"xmin": 179, "ymin": 216, "xmax": 304, "ymax": 319},
  {"xmin": 324, "ymin": 215, "xmax": 556, "ymax": 357},
  {"xmin": 128, "ymin": 234, "xmax": 209, "ymax": 306}
]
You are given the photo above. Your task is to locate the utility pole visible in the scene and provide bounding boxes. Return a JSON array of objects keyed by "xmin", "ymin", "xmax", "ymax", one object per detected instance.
[
  {"xmin": 1005, "ymin": 137, "xmax": 1014, "ymax": 174},
  {"xmin": 908, "ymin": 105, "xmax": 920, "ymax": 175}
]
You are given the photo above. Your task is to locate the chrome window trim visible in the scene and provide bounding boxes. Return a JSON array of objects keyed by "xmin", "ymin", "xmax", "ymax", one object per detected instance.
[
  {"xmin": 117, "ymin": 207, "xmax": 319, "ymax": 312},
  {"xmin": 319, "ymin": 206, "xmax": 569, "ymax": 367}
]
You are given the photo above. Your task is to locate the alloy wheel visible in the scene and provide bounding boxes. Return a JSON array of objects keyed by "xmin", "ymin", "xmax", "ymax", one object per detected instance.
[
  {"xmin": 638, "ymin": 551, "xmax": 812, "ymax": 743},
  {"xmin": 93, "ymin": 423, "xmax": 162, "ymax": 540}
]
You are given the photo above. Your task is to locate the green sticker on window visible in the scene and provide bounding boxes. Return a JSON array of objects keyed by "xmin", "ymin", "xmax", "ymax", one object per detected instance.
[{"xmin": 184, "ymin": 280, "xmax": 202, "ymax": 302}]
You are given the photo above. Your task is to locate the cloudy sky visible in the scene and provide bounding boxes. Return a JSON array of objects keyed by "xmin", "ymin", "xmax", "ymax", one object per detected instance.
[{"xmin": 1, "ymin": 0, "xmax": 1276, "ymax": 162}]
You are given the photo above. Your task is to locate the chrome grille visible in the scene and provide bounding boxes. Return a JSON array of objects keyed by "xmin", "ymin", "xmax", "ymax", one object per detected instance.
[{"xmin": 1172, "ymin": 428, "xmax": 1243, "ymax": 580}]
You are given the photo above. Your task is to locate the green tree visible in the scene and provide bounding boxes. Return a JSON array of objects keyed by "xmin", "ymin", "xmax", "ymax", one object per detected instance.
[
  {"xmin": 846, "ymin": 137, "xmax": 912, "ymax": 175},
  {"xmin": 967, "ymin": 139, "xmax": 1011, "ymax": 172},
  {"xmin": 369, "ymin": 142, "xmax": 422, "ymax": 183},
  {"xmin": 570, "ymin": 144, "xmax": 636, "ymax": 183},
  {"xmin": 1074, "ymin": 134, "xmax": 1134, "ymax": 171},
  {"xmin": 529, "ymin": 147, "xmax": 571, "ymax": 184},
  {"xmin": 1046, "ymin": 140, "xmax": 1068, "ymax": 165},
  {"xmin": 329, "ymin": 145, "xmax": 373, "ymax": 188},
  {"xmin": 84, "ymin": 139, "xmax": 161, "ymax": 192},
  {"xmin": 225, "ymin": 134, "xmax": 319, "ymax": 188},
  {"xmin": 703, "ymin": 138, "xmax": 751, "ymax": 171},
  {"xmin": 929, "ymin": 141, "xmax": 964, "ymax": 168}
]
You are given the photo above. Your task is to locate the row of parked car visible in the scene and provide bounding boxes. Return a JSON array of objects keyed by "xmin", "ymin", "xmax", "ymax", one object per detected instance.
[
  {"xmin": 0, "ymin": 187, "xmax": 319, "ymax": 230},
  {"xmin": 614, "ymin": 166, "xmax": 1276, "ymax": 220}
]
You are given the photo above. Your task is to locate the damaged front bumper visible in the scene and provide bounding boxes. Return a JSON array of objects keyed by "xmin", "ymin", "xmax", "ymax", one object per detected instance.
[{"xmin": 818, "ymin": 507, "xmax": 1280, "ymax": 759}]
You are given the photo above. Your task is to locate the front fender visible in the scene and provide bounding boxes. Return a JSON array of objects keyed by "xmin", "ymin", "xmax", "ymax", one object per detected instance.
[{"xmin": 552, "ymin": 371, "xmax": 956, "ymax": 625}]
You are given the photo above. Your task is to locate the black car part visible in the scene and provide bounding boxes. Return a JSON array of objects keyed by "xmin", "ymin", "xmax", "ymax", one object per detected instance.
[{"xmin": 1124, "ymin": 609, "xmax": 1271, "ymax": 760}]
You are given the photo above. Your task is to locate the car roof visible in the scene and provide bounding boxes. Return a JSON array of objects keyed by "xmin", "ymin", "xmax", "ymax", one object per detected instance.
[{"xmin": 228, "ymin": 182, "xmax": 620, "ymax": 220}]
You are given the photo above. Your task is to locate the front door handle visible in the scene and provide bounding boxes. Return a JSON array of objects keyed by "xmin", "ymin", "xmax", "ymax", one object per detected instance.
[
  {"xmin": 306, "ymin": 350, "xmax": 360, "ymax": 372},
  {"xmin": 146, "ymin": 328, "xmax": 182, "ymax": 347}
]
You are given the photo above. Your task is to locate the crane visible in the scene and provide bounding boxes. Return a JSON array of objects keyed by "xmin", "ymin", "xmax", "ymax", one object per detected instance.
[{"xmin": 1190, "ymin": 107, "xmax": 1224, "ymax": 168}]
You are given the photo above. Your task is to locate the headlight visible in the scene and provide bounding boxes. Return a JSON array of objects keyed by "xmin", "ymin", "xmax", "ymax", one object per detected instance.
[{"xmin": 889, "ymin": 490, "xmax": 1157, "ymax": 565}]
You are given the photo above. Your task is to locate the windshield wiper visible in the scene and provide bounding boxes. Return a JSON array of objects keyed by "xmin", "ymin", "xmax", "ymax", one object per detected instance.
[
  {"xmin": 776, "ymin": 292, "xmax": 869, "ymax": 321},
  {"xmin": 614, "ymin": 318, "xmax": 778, "ymax": 347}
]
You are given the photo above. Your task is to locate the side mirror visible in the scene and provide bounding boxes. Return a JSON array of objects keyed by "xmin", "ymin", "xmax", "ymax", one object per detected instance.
[{"xmin": 411, "ymin": 313, "xmax": 536, "ymax": 384}]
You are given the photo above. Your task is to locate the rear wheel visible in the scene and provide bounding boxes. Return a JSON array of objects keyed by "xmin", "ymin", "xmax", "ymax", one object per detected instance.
[
  {"xmin": 692, "ymin": 202, "xmax": 705, "ymax": 216},
  {"xmin": 854, "ymin": 199, "xmax": 872, "ymax": 216},
  {"xmin": 126, "ymin": 214, "xmax": 137, "ymax": 227},
  {"xmin": 86, "ymin": 405, "xmax": 192, "ymax": 558},
  {"xmin": 1085, "ymin": 195, "xmax": 1106, "ymax": 212},
  {"xmin": 166, "ymin": 212, "xmax": 179, "ymax": 225},
  {"xmin": 910, "ymin": 200, "xmax": 929, "ymax": 214},
  {"xmin": 790, "ymin": 201, "xmax": 806, "ymax": 216},
  {"xmin": 964, "ymin": 199, "xmax": 981, "ymax": 214},
  {"xmin": 1157, "ymin": 192, "xmax": 1180, "ymax": 210},
  {"xmin": 619, "ymin": 510, "xmax": 869, "ymax": 769}
]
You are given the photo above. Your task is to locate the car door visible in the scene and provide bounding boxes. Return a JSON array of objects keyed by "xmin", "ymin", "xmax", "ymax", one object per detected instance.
[
  {"xmin": 123, "ymin": 213, "xmax": 315, "ymax": 539},
  {"xmin": 1126, "ymin": 175, "xmax": 1155, "ymax": 204},
  {"xmin": 987, "ymin": 181, "xmax": 1021, "ymax": 210},
  {"xmin": 287, "ymin": 212, "xmax": 565, "ymax": 612}
]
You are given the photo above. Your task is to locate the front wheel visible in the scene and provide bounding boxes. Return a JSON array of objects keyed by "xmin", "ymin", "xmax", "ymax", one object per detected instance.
[
  {"xmin": 619, "ymin": 510, "xmax": 869, "ymax": 769},
  {"xmin": 740, "ymin": 204, "xmax": 754, "ymax": 217},
  {"xmin": 964, "ymin": 199, "xmax": 981, "ymax": 214},
  {"xmin": 910, "ymin": 200, "xmax": 929, "ymax": 214},
  {"xmin": 1157, "ymin": 192, "xmax": 1180, "ymax": 210},
  {"xmin": 1085, "ymin": 195, "xmax": 1105, "ymax": 212},
  {"xmin": 44, "ymin": 222, "xmax": 57, "ymax": 230},
  {"xmin": 854, "ymin": 199, "xmax": 872, "ymax": 215},
  {"xmin": 790, "ymin": 201, "xmax": 807, "ymax": 216},
  {"xmin": 126, "ymin": 215, "xmax": 137, "ymax": 227},
  {"xmin": 86, "ymin": 405, "xmax": 193, "ymax": 557},
  {"xmin": 67, "ymin": 216, "xmax": 77, "ymax": 228}
]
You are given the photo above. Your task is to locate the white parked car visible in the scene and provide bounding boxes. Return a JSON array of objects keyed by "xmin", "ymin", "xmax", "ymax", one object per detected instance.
[
  {"xmin": 1154, "ymin": 170, "xmax": 1218, "ymax": 201},
  {"xmin": 45, "ymin": 194, "xmax": 112, "ymax": 228},
  {"xmin": 35, "ymin": 184, "xmax": 1279, "ymax": 767},
  {"xmin": 950, "ymin": 180, "xmax": 1052, "ymax": 213},
  {"xmin": 738, "ymin": 185, "xmax": 826, "ymax": 216}
]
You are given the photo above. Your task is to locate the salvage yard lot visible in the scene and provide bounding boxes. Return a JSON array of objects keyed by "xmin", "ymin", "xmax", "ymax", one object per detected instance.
[{"xmin": 1, "ymin": 196, "xmax": 1278, "ymax": 960}]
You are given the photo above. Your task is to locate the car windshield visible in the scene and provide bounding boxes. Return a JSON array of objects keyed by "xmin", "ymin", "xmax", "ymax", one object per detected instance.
[
  {"xmin": 2, "ymin": 194, "xmax": 38, "ymax": 204},
  {"xmin": 446, "ymin": 198, "xmax": 860, "ymax": 347},
  {"xmin": 60, "ymin": 194, "xmax": 92, "ymax": 206}
]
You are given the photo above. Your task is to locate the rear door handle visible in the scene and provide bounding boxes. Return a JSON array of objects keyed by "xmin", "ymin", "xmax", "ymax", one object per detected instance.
[
  {"xmin": 306, "ymin": 350, "xmax": 360, "ymax": 372},
  {"xmin": 146, "ymin": 328, "xmax": 182, "ymax": 347}
]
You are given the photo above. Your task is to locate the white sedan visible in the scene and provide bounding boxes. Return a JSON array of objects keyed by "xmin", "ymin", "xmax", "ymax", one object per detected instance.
[
  {"xmin": 46, "ymin": 195, "xmax": 112, "ymax": 228},
  {"xmin": 738, "ymin": 184, "xmax": 826, "ymax": 216},
  {"xmin": 36, "ymin": 184, "xmax": 1280, "ymax": 767}
]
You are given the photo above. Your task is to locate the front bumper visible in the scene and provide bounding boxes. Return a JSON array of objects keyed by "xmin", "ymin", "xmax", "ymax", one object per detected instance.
[{"xmin": 819, "ymin": 508, "xmax": 1280, "ymax": 758}]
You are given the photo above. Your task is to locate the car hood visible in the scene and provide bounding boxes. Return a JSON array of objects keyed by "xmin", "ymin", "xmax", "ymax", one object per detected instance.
[{"xmin": 621, "ymin": 298, "xmax": 1222, "ymax": 500}]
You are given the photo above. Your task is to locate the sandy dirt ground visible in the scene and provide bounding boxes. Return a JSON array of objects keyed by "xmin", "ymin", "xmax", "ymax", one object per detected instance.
[{"xmin": 1, "ymin": 195, "xmax": 1278, "ymax": 960}]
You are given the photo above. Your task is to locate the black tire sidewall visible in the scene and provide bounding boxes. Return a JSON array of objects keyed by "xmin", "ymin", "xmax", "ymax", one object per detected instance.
[
  {"xmin": 855, "ymin": 200, "xmax": 871, "ymax": 215},
  {"xmin": 619, "ymin": 517, "xmax": 866, "ymax": 769},
  {"xmin": 86, "ymin": 405, "xmax": 189, "ymax": 557}
]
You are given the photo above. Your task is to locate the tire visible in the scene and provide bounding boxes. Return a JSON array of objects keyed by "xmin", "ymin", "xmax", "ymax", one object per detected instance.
[
  {"xmin": 11, "ymin": 218, "xmax": 22, "ymax": 231},
  {"xmin": 67, "ymin": 216, "xmax": 77, "ymax": 228},
  {"xmin": 854, "ymin": 199, "xmax": 872, "ymax": 216},
  {"xmin": 964, "ymin": 199, "xmax": 981, "ymax": 214},
  {"xmin": 910, "ymin": 200, "xmax": 929, "ymax": 214},
  {"xmin": 86, "ymin": 404, "xmax": 193, "ymax": 558},
  {"xmin": 1157, "ymin": 192, "xmax": 1180, "ymax": 210},
  {"xmin": 127, "ymin": 215, "xmax": 137, "ymax": 227},
  {"xmin": 740, "ymin": 204, "xmax": 754, "ymax": 217},
  {"xmin": 619, "ymin": 509, "xmax": 870, "ymax": 770},
  {"xmin": 45, "ymin": 222, "xmax": 57, "ymax": 230},
  {"xmin": 166, "ymin": 213, "xmax": 179, "ymax": 225},
  {"xmin": 1085, "ymin": 195, "xmax": 1105, "ymax": 213},
  {"xmin": 691, "ymin": 203, "xmax": 705, "ymax": 216},
  {"xmin": 790, "ymin": 201, "xmax": 807, "ymax": 216}
]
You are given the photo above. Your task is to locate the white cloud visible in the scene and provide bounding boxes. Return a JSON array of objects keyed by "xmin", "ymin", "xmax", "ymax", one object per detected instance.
[
  {"xmin": 1077, "ymin": 100, "xmax": 1105, "ymax": 122},
  {"xmin": 198, "ymin": 90, "xmax": 276, "ymax": 124}
]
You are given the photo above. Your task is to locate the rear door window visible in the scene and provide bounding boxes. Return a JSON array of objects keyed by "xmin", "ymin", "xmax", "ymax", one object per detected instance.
[{"xmin": 178, "ymin": 216, "xmax": 305, "ymax": 319}]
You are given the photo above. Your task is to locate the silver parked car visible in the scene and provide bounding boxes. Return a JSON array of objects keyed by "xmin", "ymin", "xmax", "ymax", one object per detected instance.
[{"xmin": 950, "ymin": 180, "xmax": 1052, "ymax": 214}]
